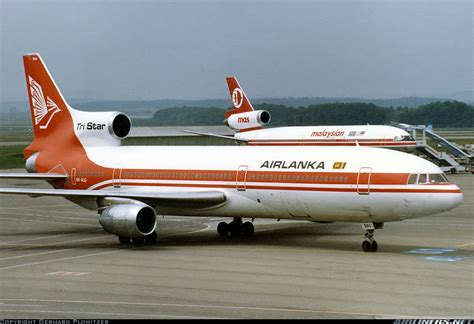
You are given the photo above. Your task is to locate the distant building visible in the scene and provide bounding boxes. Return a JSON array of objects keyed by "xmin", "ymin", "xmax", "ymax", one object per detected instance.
[{"xmin": 123, "ymin": 126, "xmax": 237, "ymax": 146}]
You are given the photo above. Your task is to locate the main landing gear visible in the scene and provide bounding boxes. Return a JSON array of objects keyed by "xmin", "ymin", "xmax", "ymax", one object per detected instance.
[
  {"xmin": 361, "ymin": 222, "xmax": 383, "ymax": 252},
  {"xmin": 218, "ymin": 217, "xmax": 254, "ymax": 238},
  {"xmin": 118, "ymin": 231, "xmax": 157, "ymax": 245}
]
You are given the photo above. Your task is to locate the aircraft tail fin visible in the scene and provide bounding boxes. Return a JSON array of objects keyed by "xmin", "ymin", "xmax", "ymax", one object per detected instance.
[
  {"xmin": 23, "ymin": 53, "xmax": 130, "ymax": 164},
  {"xmin": 23, "ymin": 54, "xmax": 75, "ymax": 137},
  {"xmin": 23, "ymin": 53, "xmax": 80, "ymax": 158},
  {"xmin": 224, "ymin": 76, "xmax": 255, "ymax": 119}
]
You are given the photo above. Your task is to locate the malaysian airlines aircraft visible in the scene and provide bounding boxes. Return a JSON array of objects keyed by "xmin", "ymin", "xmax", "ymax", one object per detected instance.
[
  {"xmin": 0, "ymin": 54, "xmax": 462, "ymax": 252},
  {"xmin": 188, "ymin": 77, "xmax": 417, "ymax": 148}
]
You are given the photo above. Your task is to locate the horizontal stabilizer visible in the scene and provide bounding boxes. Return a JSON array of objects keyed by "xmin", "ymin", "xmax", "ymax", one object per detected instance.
[
  {"xmin": 0, "ymin": 173, "xmax": 67, "ymax": 180},
  {"xmin": 182, "ymin": 130, "xmax": 248, "ymax": 143}
]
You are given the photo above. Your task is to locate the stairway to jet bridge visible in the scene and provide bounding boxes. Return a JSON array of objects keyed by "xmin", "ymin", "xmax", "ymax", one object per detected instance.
[{"xmin": 397, "ymin": 124, "xmax": 471, "ymax": 173}]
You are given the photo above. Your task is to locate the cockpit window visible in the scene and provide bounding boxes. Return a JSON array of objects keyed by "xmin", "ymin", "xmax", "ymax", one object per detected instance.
[
  {"xmin": 407, "ymin": 173, "xmax": 449, "ymax": 184},
  {"xmin": 418, "ymin": 174, "xmax": 427, "ymax": 184},
  {"xmin": 395, "ymin": 135, "xmax": 415, "ymax": 141},
  {"xmin": 429, "ymin": 173, "xmax": 448, "ymax": 183},
  {"xmin": 407, "ymin": 174, "xmax": 418, "ymax": 184}
]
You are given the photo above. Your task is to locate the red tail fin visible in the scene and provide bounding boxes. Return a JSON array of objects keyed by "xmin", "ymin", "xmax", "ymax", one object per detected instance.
[
  {"xmin": 224, "ymin": 77, "xmax": 255, "ymax": 119},
  {"xmin": 23, "ymin": 53, "xmax": 79, "ymax": 158}
]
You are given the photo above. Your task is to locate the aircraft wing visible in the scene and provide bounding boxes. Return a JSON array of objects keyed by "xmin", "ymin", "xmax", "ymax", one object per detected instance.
[
  {"xmin": 182, "ymin": 130, "xmax": 248, "ymax": 143},
  {"xmin": 0, "ymin": 173, "xmax": 67, "ymax": 180},
  {"xmin": 0, "ymin": 187, "xmax": 227, "ymax": 208}
]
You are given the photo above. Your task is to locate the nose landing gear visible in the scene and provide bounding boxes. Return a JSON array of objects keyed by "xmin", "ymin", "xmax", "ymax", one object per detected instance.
[{"xmin": 361, "ymin": 222, "xmax": 383, "ymax": 252}]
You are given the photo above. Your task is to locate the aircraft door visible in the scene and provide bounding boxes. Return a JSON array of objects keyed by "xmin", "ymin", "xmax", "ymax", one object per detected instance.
[
  {"xmin": 357, "ymin": 167, "xmax": 372, "ymax": 195},
  {"xmin": 236, "ymin": 165, "xmax": 248, "ymax": 191},
  {"xmin": 112, "ymin": 168, "xmax": 122, "ymax": 188},
  {"xmin": 70, "ymin": 168, "xmax": 77, "ymax": 186}
]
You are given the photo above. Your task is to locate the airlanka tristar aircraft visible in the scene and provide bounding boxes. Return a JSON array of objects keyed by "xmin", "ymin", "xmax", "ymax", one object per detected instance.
[
  {"xmin": 187, "ymin": 77, "xmax": 417, "ymax": 149},
  {"xmin": 0, "ymin": 53, "xmax": 462, "ymax": 252}
]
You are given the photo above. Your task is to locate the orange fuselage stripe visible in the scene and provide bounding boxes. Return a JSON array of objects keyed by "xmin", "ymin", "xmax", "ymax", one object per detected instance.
[{"xmin": 73, "ymin": 168, "xmax": 458, "ymax": 193}]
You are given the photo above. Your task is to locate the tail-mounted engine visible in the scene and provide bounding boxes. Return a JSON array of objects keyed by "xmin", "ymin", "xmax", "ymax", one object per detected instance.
[
  {"xmin": 108, "ymin": 112, "xmax": 132, "ymax": 140},
  {"xmin": 224, "ymin": 110, "xmax": 271, "ymax": 131},
  {"xmin": 70, "ymin": 110, "xmax": 132, "ymax": 147},
  {"xmin": 99, "ymin": 203, "xmax": 157, "ymax": 239}
]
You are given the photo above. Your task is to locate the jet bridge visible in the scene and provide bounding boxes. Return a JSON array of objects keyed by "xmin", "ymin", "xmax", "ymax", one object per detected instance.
[{"xmin": 397, "ymin": 124, "xmax": 471, "ymax": 173}]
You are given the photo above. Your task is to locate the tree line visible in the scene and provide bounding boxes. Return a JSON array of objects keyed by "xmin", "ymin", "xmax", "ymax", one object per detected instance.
[{"xmin": 133, "ymin": 101, "xmax": 474, "ymax": 128}]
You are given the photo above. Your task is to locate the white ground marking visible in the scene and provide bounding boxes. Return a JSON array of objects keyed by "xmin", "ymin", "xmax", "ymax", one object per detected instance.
[
  {"xmin": 0, "ymin": 249, "xmax": 76, "ymax": 261},
  {"xmin": 0, "ymin": 309, "xmax": 225, "ymax": 319},
  {"xmin": 0, "ymin": 231, "xmax": 100, "ymax": 245},
  {"xmin": 0, "ymin": 249, "xmax": 131, "ymax": 270},
  {"xmin": 0, "ymin": 234, "xmax": 113, "ymax": 262},
  {"xmin": 0, "ymin": 303, "xmax": 44, "ymax": 307},
  {"xmin": 0, "ymin": 298, "xmax": 462, "ymax": 319},
  {"xmin": 456, "ymin": 242, "xmax": 474, "ymax": 248},
  {"xmin": 0, "ymin": 205, "xmax": 96, "ymax": 217},
  {"xmin": 0, "ymin": 215, "xmax": 98, "ymax": 227},
  {"xmin": 0, "ymin": 204, "xmax": 74, "ymax": 209},
  {"xmin": 47, "ymin": 271, "xmax": 91, "ymax": 276},
  {"xmin": 0, "ymin": 229, "xmax": 105, "ymax": 252},
  {"xmin": 0, "ymin": 220, "xmax": 212, "ymax": 270},
  {"xmin": 2, "ymin": 212, "xmax": 96, "ymax": 221}
]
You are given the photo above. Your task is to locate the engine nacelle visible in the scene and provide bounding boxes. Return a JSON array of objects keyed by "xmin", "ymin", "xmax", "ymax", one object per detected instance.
[
  {"xmin": 25, "ymin": 152, "xmax": 40, "ymax": 173},
  {"xmin": 70, "ymin": 110, "xmax": 132, "ymax": 146},
  {"xmin": 109, "ymin": 112, "xmax": 132, "ymax": 140},
  {"xmin": 225, "ymin": 110, "xmax": 271, "ymax": 131},
  {"xmin": 99, "ymin": 204, "xmax": 157, "ymax": 239}
]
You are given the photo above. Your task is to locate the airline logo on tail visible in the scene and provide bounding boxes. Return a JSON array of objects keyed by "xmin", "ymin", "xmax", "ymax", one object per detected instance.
[
  {"xmin": 224, "ymin": 76, "xmax": 271, "ymax": 131},
  {"xmin": 232, "ymin": 88, "xmax": 244, "ymax": 109},
  {"xmin": 224, "ymin": 77, "xmax": 255, "ymax": 119},
  {"xmin": 28, "ymin": 76, "xmax": 61, "ymax": 129}
]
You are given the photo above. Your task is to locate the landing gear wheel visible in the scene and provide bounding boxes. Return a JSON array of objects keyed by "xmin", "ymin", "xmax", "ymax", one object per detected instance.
[
  {"xmin": 218, "ymin": 218, "xmax": 254, "ymax": 238},
  {"xmin": 119, "ymin": 236, "xmax": 130, "ymax": 244},
  {"xmin": 361, "ymin": 223, "xmax": 379, "ymax": 252},
  {"xmin": 370, "ymin": 240, "xmax": 378, "ymax": 252},
  {"xmin": 229, "ymin": 221, "xmax": 243, "ymax": 237},
  {"xmin": 217, "ymin": 222, "xmax": 229, "ymax": 237},
  {"xmin": 145, "ymin": 231, "xmax": 157, "ymax": 244},
  {"xmin": 132, "ymin": 237, "xmax": 145, "ymax": 245},
  {"xmin": 362, "ymin": 240, "xmax": 371, "ymax": 252},
  {"xmin": 242, "ymin": 222, "xmax": 255, "ymax": 237}
]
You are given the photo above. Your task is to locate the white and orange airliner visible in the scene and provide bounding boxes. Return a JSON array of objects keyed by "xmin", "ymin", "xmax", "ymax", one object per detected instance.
[
  {"xmin": 188, "ymin": 77, "xmax": 417, "ymax": 148},
  {"xmin": 0, "ymin": 54, "xmax": 463, "ymax": 252}
]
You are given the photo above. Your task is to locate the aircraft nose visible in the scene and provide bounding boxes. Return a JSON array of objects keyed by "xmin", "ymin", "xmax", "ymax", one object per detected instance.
[{"xmin": 445, "ymin": 186, "xmax": 463, "ymax": 211}]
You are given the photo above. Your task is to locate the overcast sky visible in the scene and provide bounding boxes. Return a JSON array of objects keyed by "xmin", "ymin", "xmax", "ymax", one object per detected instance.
[{"xmin": 0, "ymin": 0, "xmax": 472, "ymax": 102}]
